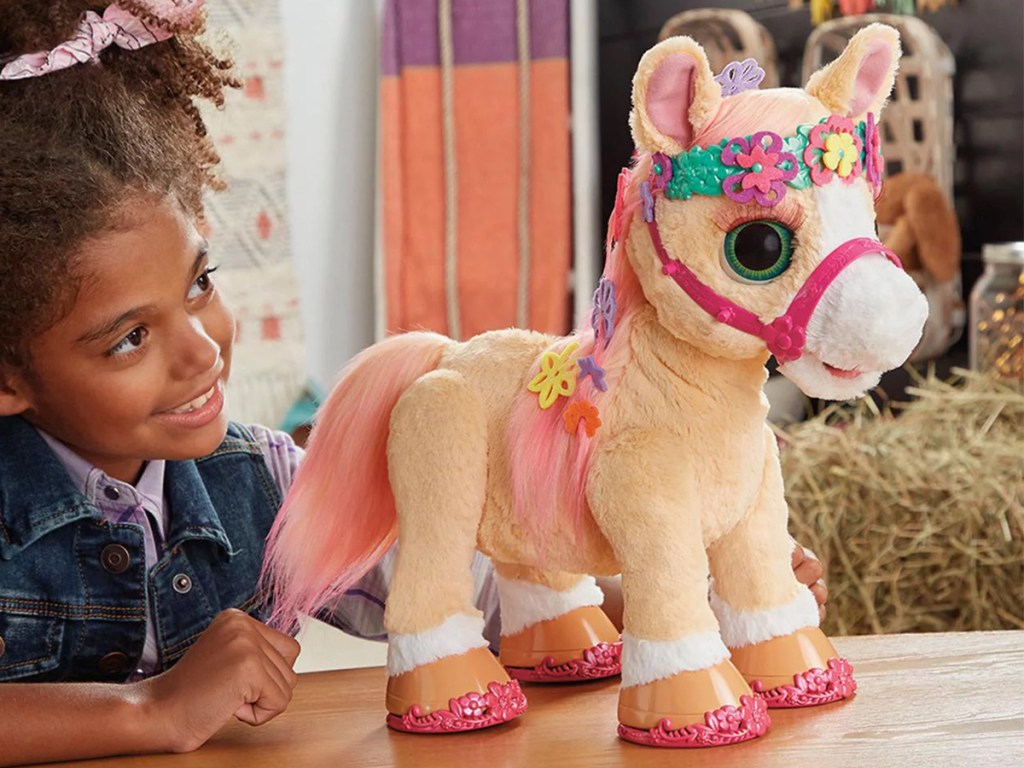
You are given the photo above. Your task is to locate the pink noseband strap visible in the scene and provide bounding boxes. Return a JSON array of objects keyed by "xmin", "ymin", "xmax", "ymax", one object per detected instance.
[{"xmin": 648, "ymin": 219, "xmax": 902, "ymax": 363}]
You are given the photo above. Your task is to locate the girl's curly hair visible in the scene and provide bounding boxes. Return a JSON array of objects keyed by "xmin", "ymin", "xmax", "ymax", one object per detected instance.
[{"xmin": 0, "ymin": 1, "xmax": 239, "ymax": 370}]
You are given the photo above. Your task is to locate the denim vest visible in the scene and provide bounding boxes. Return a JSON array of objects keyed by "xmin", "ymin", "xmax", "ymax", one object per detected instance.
[{"xmin": 0, "ymin": 416, "xmax": 281, "ymax": 682}]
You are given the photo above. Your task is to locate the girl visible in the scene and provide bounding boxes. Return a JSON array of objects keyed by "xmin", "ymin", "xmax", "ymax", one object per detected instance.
[{"xmin": 0, "ymin": 2, "xmax": 826, "ymax": 764}]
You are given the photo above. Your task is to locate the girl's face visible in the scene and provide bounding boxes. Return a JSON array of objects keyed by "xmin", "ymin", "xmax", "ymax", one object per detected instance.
[{"xmin": 10, "ymin": 198, "xmax": 235, "ymax": 483}]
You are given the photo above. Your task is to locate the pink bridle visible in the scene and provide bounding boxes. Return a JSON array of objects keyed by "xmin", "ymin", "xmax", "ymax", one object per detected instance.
[{"xmin": 647, "ymin": 216, "xmax": 902, "ymax": 363}]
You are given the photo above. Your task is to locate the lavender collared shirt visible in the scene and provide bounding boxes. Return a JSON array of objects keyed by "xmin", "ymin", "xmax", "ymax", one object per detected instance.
[{"xmin": 38, "ymin": 425, "xmax": 501, "ymax": 678}]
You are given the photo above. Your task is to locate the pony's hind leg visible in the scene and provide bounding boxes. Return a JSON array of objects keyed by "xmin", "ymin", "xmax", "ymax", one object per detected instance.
[
  {"xmin": 384, "ymin": 370, "xmax": 526, "ymax": 733},
  {"xmin": 495, "ymin": 564, "xmax": 622, "ymax": 682},
  {"xmin": 707, "ymin": 428, "xmax": 856, "ymax": 708}
]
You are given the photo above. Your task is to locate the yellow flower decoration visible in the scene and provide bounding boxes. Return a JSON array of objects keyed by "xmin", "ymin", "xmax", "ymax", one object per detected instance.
[
  {"xmin": 527, "ymin": 342, "xmax": 579, "ymax": 409},
  {"xmin": 823, "ymin": 132, "xmax": 857, "ymax": 178}
]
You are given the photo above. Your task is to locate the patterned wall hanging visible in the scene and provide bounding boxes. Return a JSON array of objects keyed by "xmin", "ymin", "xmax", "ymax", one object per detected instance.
[{"xmin": 200, "ymin": 0, "xmax": 308, "ymax": 428}]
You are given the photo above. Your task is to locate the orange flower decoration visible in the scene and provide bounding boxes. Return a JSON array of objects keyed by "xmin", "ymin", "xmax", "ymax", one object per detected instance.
[{"xmin": 563, "ymin": 400, "xmax": 602, "ymax": 438}]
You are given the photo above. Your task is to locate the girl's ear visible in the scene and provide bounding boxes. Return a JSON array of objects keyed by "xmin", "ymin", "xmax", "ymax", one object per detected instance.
[
  {"xmin": 806, "ymin": 23, "xmax": 901, "ymax": 120},
  {"xmin": 0, "ymin": 370, "xmax": 31, "ymax": 416},
  {"xmin": 630, "ymin": 36, "xmax": 723, "ymax": 156}
]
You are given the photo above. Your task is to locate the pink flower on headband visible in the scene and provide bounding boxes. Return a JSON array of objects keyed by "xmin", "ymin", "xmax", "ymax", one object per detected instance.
[
  {"xmin": 721, "ymin": 131, "xmax": 798, "ymax": 207},
  {"xmin": 0, "ymin": 1, "xmax": 204, "ymax": 81},
  {"xmin": 804, "ymin": 115, "xmax": 862, "ymax": 187},
  {"xmin": 863, "ymin": 112, "xmax": 884, "ymax": 193},
  {"xmin": 649, "ymin": 152, "xmax": 673, "ymax": 192}
]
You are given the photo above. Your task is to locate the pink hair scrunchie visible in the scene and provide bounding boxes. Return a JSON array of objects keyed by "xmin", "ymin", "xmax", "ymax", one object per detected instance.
[{"xmin": 0, "ymin": 1, "xmax": 204, "ymax": 81}]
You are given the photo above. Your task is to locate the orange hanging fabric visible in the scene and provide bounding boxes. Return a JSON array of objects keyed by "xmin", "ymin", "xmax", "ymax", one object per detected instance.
[{"xmin": 380, "ymin": 0, "xmax": 572, "ymax": 339}]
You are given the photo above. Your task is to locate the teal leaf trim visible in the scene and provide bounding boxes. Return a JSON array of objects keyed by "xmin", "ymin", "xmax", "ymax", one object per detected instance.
[{"xmin": 659, "ymin": 118, "xmax": 870, "ymax": 200}]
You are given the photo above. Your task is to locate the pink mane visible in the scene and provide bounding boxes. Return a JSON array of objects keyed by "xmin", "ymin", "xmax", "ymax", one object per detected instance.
[
  {"xmin": 506, "ymin": 157, "xmax": 647, "ymax": 547},
  {"xmin": 695, "ymin": 88, "xmax": 826, "ymax": 147}
]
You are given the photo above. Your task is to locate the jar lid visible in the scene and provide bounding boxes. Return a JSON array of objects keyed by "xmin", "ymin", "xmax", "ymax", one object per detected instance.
[{"xmin": 982, "ymin": 242, "xmax": 1024, "ymax": 265}]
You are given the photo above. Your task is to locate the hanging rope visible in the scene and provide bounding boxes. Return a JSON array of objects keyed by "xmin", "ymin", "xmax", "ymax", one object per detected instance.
[
  {"xmin": 439, "ymin": 0, "xmax": 461, "ymax": 339},
  {"xmin": 515, "ymin": 0, "xmax": 532, "ymax": 329}
]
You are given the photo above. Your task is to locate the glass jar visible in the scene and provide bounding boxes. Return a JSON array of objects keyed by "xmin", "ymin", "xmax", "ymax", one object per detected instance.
[{"xmin": 969, "ymin": 243, "xmax": 1024, "ymax": 381}]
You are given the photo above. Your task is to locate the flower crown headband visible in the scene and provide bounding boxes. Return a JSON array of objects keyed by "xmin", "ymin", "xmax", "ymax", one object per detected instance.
[
  {"xmin": 639, "ymin": 58, "xmax": 884, "ymax": 213},
  {"xmin": 0, "ymin": 1, "xmax": 203, "ymax": 81}
]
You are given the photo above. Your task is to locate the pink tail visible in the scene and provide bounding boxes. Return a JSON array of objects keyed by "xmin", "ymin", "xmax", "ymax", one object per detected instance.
[{"xmin": 262, "ymin": 332, "xmax": 450, "ymax": 630}]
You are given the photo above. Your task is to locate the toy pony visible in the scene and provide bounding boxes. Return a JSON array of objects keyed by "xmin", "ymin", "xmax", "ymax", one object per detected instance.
[{"xmin": 264, "ymin": 24, "xmax": 927, "ymax": 747}]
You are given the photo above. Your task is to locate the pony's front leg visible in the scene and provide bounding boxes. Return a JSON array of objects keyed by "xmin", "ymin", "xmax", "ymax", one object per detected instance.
[
  {"xmin": 384, "ymin": 370, "xmax": 526, "ymax": 733},
  {"xmin": 494, "ymin": 564, "xmax": 622, "ymax": 682},
  {"xmin": 589, "ymin": 430, "xmax": 770, "ymax": 748},
  {"xmin": 707, "ymin": 427, "xmax": 856, "ymax": 708}
]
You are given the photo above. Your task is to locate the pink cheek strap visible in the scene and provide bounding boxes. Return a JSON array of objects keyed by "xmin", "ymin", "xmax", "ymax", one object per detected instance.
[{"xmin": 648, "ymin": 221, "xmax": 903, "ymax": 363}]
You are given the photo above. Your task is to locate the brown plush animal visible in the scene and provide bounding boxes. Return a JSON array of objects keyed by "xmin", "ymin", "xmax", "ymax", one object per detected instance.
[{"xmin": 876, "ymin": 172, "xmax": 963, "ymax": 361}]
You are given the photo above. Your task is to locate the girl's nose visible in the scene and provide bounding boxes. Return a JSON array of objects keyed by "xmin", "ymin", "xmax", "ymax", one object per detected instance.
[{"xmin": 173, "ymin": 315, "xmax": 221, "ymax": 378}]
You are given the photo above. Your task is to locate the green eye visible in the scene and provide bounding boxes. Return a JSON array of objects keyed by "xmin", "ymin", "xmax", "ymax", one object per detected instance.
[{"xmin": 723, "ymin": 220, "xmax": 794, "ymax": 283}]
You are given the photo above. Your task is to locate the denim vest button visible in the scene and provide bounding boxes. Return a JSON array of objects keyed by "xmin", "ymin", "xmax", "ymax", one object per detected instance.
[
  {"xmin": 0, "ymin": 634, "xmax": 5, "ymax": 659},
  {"xmin": 103, "ymin": 486, "xmax": 120, "ymax": 501},
  {"xmin": 97, "ymin": 651, "xmax": 128, "ymax": 675},
  {"xmin": 101, "ymin": 544, "xmax": 131, "ymax": 574},
  {"xmin": 173, "ymin": 574, "xmax": 193, "ymax": 594}
]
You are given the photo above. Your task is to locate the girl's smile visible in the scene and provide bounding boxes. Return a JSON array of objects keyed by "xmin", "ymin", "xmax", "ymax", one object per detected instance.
[{"xmin": 155, "ymin": 379, "xmax": 226, "ymax": 425}]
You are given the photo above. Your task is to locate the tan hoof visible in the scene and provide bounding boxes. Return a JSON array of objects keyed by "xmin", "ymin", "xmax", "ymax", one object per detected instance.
[
  {"xmin": 386, "ymin": 646, "xmax": 512, "ymax": 716},
  {"xmin": 618, "ymin": 659, "xmax": 753, "ymax": 729},
  {"xmin": 729, "ymin": 626, "xmax": 839, "ymax": 689},
  {"xmin": 500, "ymin": 605, "xmax": 622, "ymax": 681},
  {"xmin": 729, "ymin": 627, "xmax": 857, "ymax": 708},
  {"xmin": 617, "ymin": 660, "xmax": 769, "ymax": 747}
]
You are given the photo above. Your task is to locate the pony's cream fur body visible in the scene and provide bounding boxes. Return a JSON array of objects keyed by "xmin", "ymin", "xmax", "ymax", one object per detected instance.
[{"xmin": 264, "ymin": 25, "xmax": 926, "ymax": 703}]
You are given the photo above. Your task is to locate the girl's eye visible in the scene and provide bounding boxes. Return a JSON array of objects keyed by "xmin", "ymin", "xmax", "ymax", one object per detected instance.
[
  {"xmin": 722, "ymin": 221, "xmax": 794, "ymax": 283},
  {"xmin": 110, "ymin": 326, "xmax": 148, "ymax": 356},
  {"xmin": 188, "ymin": 266, "xmax": 219, "ymax": 300}
]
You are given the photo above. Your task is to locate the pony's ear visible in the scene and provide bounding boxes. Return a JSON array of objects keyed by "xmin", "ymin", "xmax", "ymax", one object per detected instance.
[
  {"xmin": 806, "ymin": 23, "xmax": 901, "ymax": 119},
  {"xmin": 630, "ymin": 36, "xmax": 722, "ymax": 155}
]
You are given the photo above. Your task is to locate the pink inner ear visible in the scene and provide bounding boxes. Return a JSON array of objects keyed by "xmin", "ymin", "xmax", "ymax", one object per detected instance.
[
  {"xmin": 645, "ymin": 53, "xmax": 698, "ymax": 148},
  {"xmin": 849, "ymin": 40, "xmax": 892, "ymax": 116}
]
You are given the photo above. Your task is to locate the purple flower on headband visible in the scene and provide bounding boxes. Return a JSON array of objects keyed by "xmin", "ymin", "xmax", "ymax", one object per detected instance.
[
  {"xmin": 863, "ymin": 112, "xmax": 884, "ymax": 193},
  {"xmin": 591, "ymin": 277, "xmax": 617, "ymax": 347},
  {"xmin": 714, "ymin": 58, "xmax": 765, "ymax": 97},
  {"xmin": 721, "ymin": 131, "xmax": 798, "ymax": 207},
  {"xmin": 650, "ymin": 152, "xmax": 673, "ymax": 192},
  {"xmin": 640, "ymin": 182, "xmax": 655, "ymax": 222}
]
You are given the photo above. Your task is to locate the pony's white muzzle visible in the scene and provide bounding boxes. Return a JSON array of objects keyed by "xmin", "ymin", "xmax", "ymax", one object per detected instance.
[{"xmin": 779, "ymin": 252, "xmax": 928, "ymax": 400}]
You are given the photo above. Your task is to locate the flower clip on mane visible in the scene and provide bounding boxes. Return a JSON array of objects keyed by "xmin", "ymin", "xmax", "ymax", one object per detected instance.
[{"xmin": 0, "ymin": 1, "xmax": 204, "ymax": 81}]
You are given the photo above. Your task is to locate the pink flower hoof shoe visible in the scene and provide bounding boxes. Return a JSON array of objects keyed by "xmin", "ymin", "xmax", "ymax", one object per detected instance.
[
  {"xmin": 751, "ymin": 657, "xmax": 857, "ymax": 708},
  {"xmin": 506, "ymin": 641, "xmax": 622, "ymax": 682},
  {"xmin": 617, "ymin": 694, "xmax": 770, "ymax": 748},
  {"xmin": 386, "ymin": 679, "xmax": 528, "ymax": 734}
]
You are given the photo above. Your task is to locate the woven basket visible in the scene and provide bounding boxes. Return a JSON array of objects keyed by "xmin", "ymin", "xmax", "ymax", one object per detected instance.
[
  {"xmin": 658, "ymin": 8, "xmax": 780, "ymax": 88},
  {"xmin": 802, "ymin": 13, "xmax": 955, "ymax": 201}
]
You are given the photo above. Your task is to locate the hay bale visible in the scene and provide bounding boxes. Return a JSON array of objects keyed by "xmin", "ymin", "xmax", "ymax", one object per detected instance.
[{"xmin": 779, "ymin": 369, "xmax": 1024, "ymax": 635}]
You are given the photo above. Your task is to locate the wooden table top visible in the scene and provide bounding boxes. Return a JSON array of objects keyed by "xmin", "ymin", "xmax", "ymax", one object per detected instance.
[{"xmin": 50, "ymin": 631, "xmax": 1024, "ymax": 768}]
